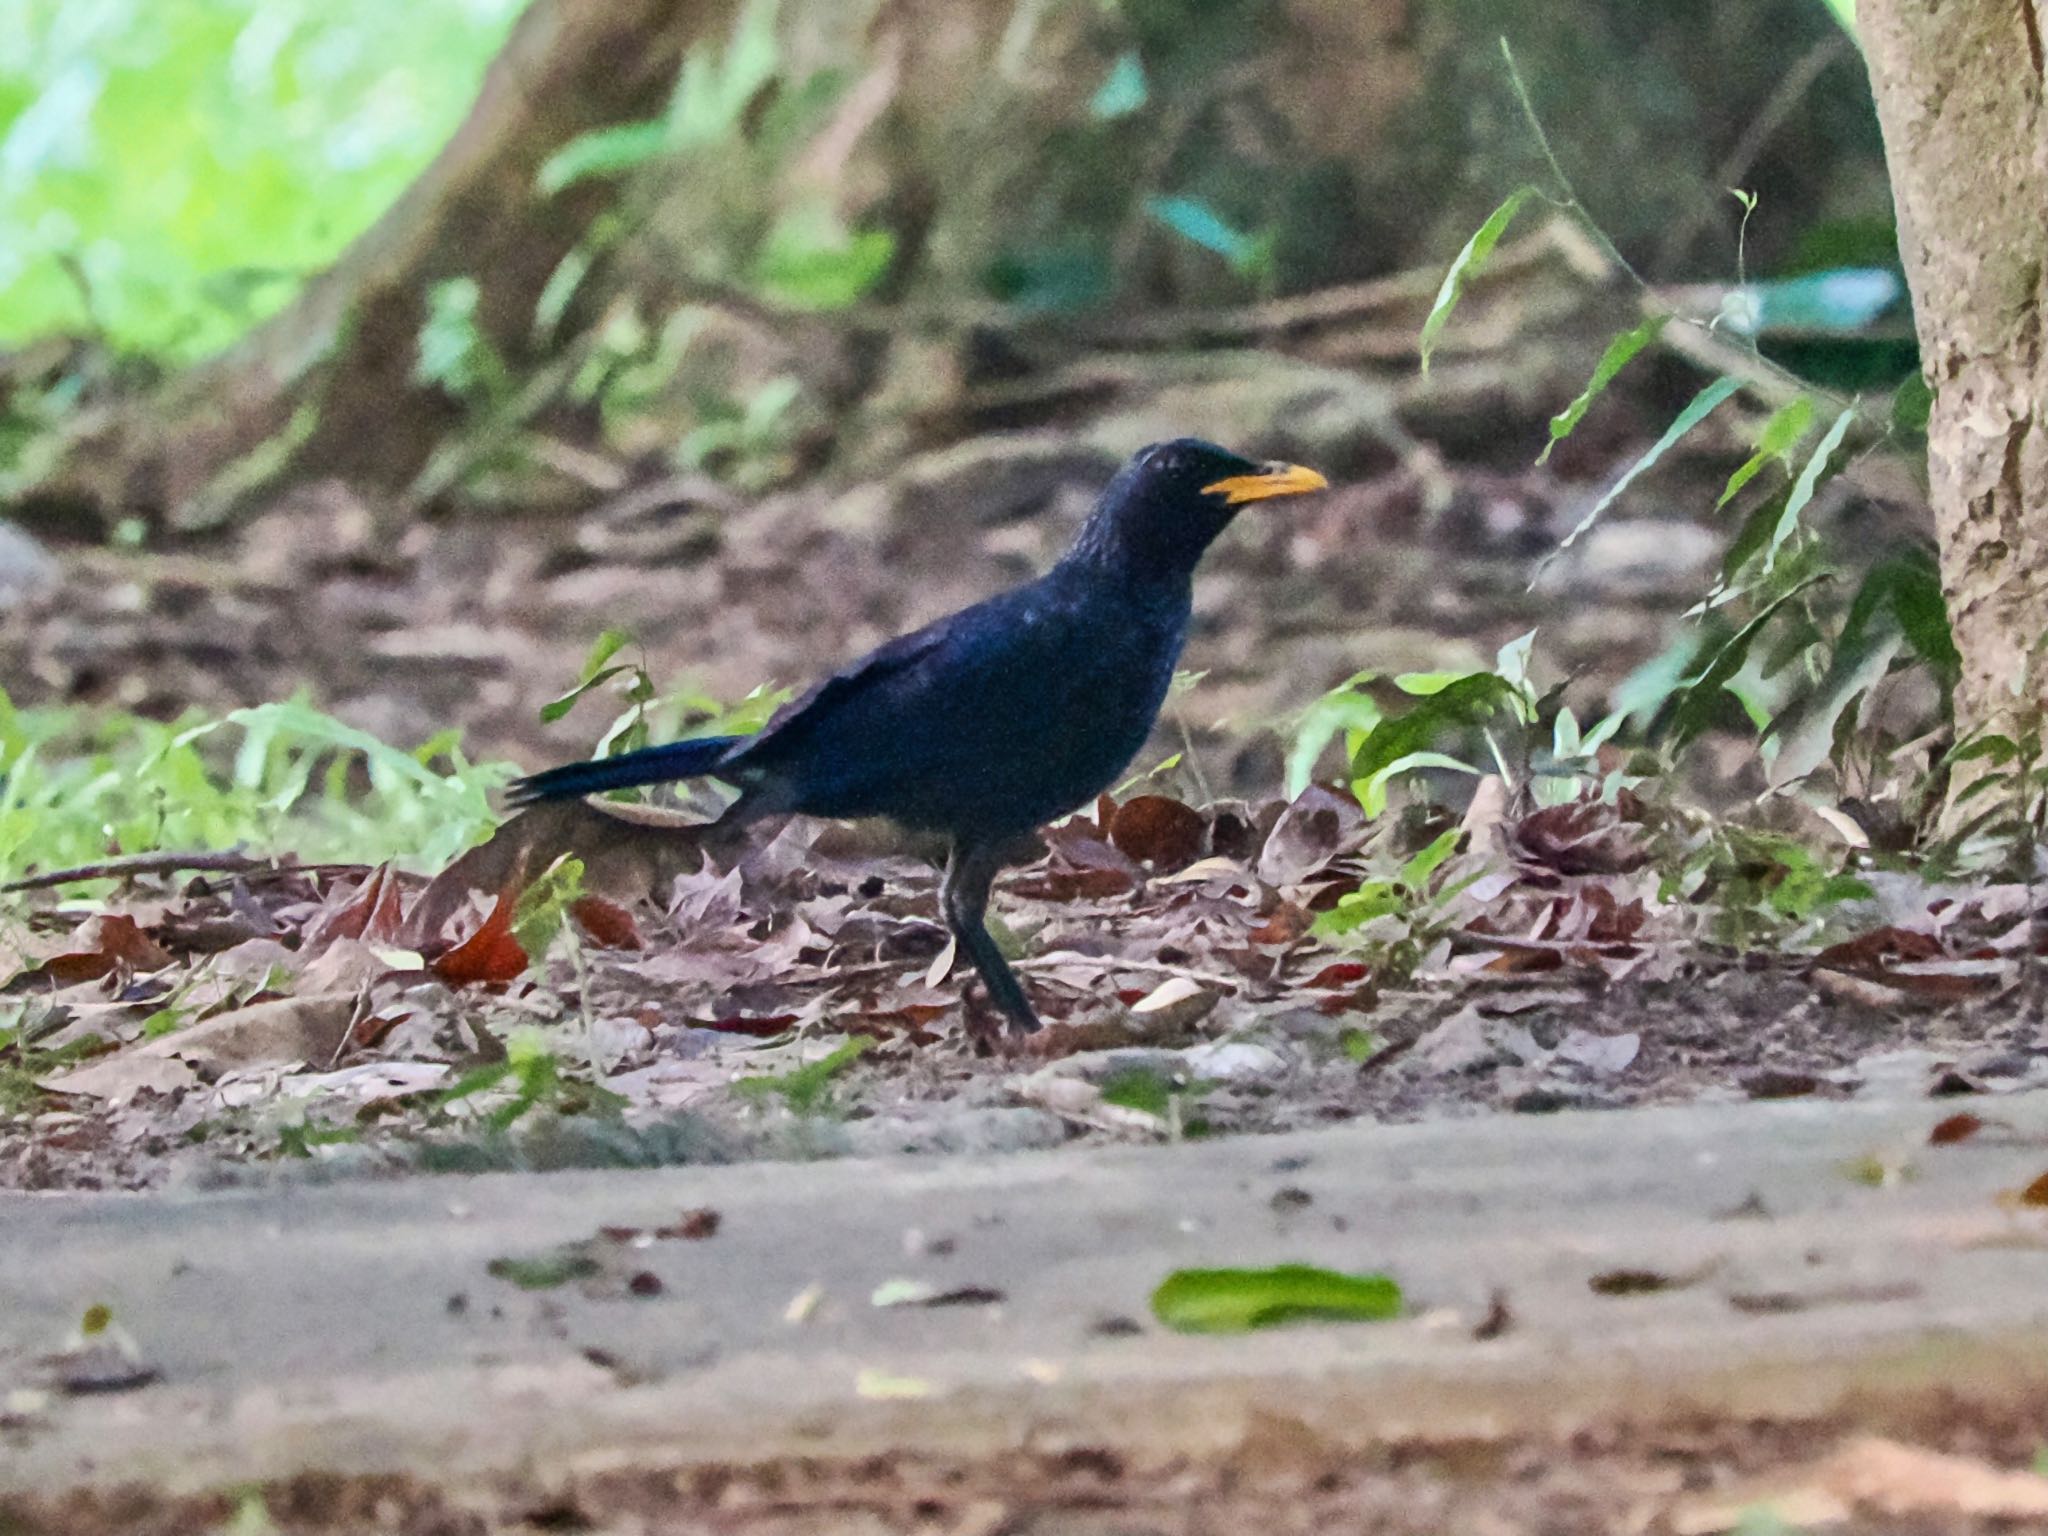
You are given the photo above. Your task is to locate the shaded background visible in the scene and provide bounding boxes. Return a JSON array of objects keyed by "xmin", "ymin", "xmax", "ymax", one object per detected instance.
[{"xmin": 0, "ymin": 0, "xmax": 1917, "ymax": 800}]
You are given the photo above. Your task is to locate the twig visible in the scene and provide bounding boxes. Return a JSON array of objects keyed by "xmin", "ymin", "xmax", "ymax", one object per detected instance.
[
  {"xmin": 1498, "ymin": 40, "xmax": 1645, "ymax": 291},
  {"xmin": 2, "ymin": 850, "xmax": 268, "ymax": 893},
  {"xmin": 1654, "ymin": 33, "xmax": 1853, "ymax": 277}
]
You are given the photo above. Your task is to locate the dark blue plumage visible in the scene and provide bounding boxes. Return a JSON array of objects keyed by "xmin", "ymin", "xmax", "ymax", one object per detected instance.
[{"xmin": 510, "ymin": 438, "xmax": 1328, "ymax": 1030}]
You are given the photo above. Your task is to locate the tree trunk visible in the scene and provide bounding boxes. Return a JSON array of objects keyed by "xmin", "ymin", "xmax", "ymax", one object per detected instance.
[
  {"xmin": 33, "ymin": 0, "xmax": 739, "ymax": 532},
  {"xmin": 1860, "ymin": 0, "xmax": 2048, "ymax": 745}
]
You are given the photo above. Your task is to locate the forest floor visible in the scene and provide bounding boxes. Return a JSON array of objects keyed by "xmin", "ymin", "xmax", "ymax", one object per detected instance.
[{"xmin": 0, "ymin": 409, "xmax": 2028, "ymax": 1194}]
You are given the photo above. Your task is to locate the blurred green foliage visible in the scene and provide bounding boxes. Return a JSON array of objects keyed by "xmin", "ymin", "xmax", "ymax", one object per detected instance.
[
  {"xmin": 0, "ymin": 689, "xmax": 507, "ymax": 891},
  {"xmin": 0, "ymin": 0, "xmax": 522, "ymax": 359}
]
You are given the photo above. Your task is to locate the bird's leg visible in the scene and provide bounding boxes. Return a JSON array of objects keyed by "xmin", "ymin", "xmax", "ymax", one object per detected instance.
[{"xmin": 940, "ymin": 840, "xmax": 1040, "ymax": 1034}]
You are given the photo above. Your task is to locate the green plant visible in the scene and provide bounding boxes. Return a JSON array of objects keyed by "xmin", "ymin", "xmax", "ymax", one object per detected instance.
[
  {"xmin": 732, "ymin": 1035, "xmax": 870, "ymax": 1115},
  {"xmin": 1311, "ymin": 824, "xmax": 1487, "ymax": 979},
  {"xmin": 538, "ymin": 0, "xmax": 896, "ymax": 316},
  {"xmin": 537, "ymin": 630, "xmax": 792, "ymax": 790},
  {"xmin": 1937, "ymin": 661, "xmax": 2048, "ymax": 874},
  {"xmin": 0, "ymin": 1003, "xmax": 104, "ymax": 1114},
  {"xmin": 1335, "ymin": 34, "xmax": 1951, "ymax": 865},
  {"xmin": 0, "ymin": 690, "xmax": 508, "ymax": 893},
  {"xmin": 1292, "ymin": 632, "xmax": 1629, "ymax": 817},
  {"xmin": 434, "ymin": 1026, "xmax": 626, "ymax": 1133}
]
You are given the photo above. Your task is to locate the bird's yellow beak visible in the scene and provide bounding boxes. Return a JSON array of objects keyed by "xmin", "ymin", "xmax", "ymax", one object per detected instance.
[{"xmin": 1201, "ymin": 461, "xmax": 1330, "ymax": 506}]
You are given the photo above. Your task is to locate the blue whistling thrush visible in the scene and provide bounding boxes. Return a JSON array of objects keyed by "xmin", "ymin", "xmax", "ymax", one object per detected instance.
[{"xmin": 509, "ymin": 438, "xmax": 1329, "ymax": 1031}]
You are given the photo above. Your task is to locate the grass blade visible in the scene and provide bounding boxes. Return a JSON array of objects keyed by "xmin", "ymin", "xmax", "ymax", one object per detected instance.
[
  {"xmin": 1419, "ymin": 187, "xmax": 1536, "ymax": 374},
  {"xmin": 1540, "ymin": 316, "xmax": 1667, "ymax": 463},
  {"xmin": 1765, "ymin": 406, "xmax": 1857, "ymax": 570},
  {"xmin": 1718, "ymin": 395, "xmax": 1815, "ymax": 508},
  {"xmin": 1547, "ymin": 376, "xmax": 1742, "ymax": 560}
]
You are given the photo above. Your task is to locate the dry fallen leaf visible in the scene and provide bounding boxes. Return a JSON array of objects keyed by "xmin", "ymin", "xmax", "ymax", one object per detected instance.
[
  {"xmin": 302, "ymin": 864, "xmax": 407, "ymax": 953},
  {"xmin": 1928, "ymin": 1112, "xmax": 1985, "ymax": 1146},
  {"xmin": 33, "ymin": 914, "xmax": 173, "ymax": 986},
  {"xmin": 1108, "ymin": 794, "xmax": 1206, "ymax": 871},
  {"xmin": 1510, "ymin": 799, "xmax": 1649, "ymax": 875},
  {"xmin": 570, "ymin": 895, "xmax": 644, "ymax": 950},
  {"xmin": 432, "ymin": 892, "xmax": 527, "ymax": 987},
  {"xmin": 1256, "ymin": 784, "xmax": 1365, "ymax": 888},
  {"xmin": 1127, "ymin": 976, "xmax": 1218, "ymax": 1032},
  {"xmin": 38, "ymin": 992, "xmax": 359, "ymax": 1101}
]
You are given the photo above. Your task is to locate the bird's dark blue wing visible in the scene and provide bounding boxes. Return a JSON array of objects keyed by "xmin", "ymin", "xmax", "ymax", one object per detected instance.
[{"xmin": 730, "ymin": 572, "xmax": 1187, "ymax": 838}]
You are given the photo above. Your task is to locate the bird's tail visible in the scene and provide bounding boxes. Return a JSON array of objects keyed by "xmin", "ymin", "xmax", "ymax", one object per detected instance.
[{"xmin": 505, "ymin": 736, "xmax": 744, "ymax": 807}]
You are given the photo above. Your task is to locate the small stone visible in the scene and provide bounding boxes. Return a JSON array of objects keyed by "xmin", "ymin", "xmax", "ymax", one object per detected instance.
[{"xmin": 1181, "ymin": 1040, "xmax": 1289, "ymax": 1085}]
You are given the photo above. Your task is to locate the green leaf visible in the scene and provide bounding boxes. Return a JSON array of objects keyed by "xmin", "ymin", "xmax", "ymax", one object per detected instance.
[
  {"xmin": 1348, "ymin": 674, "xmax": 1518, "ymax": 814},
  {"xmin": 1718, "ymin": 396, "xmax": 1815, "ymax": 508},
  {"xmin": 1151, "ymin": 1265, "xmax": 1403, "ymax": 1333},
  {"xmin": 1090, "ymin": 52, "xmax": 1149, "ymax": 119},
  {"xmin": 1891, "ymin": 373, "xmax": 1933, "ymax": 435},
  {"xmin": 1288, "ymin": 676, "xmax": 1381, "ymax": 796},
  {"xmin": 1550, "ymin": 376, "xmax": 1743, "ymax": 556},
  {"xmin": 733, "ymin": 1036, "xmax": 871, "ymax": 1114},
  {"xmin": 1312, "ymin": 879, "xmax": 1408, "ymax": 936},
  {"xmin": 579, "ymin": 629, "xmax": 632, "ymax": 683},
  {"xmin": 1662, "ymin": 576, "xmax": 1829, "ymax": 749},
  {"xmin": 1765, "ymin": 406, "xmax": 1857, "ymax": 569},
  {"xmin": 1711, "ymin": 484, "xmax": 1795, "ymax": 601},
  {"xmin": 487, "ymin": 1246, "xmax": 603, "ymax": 1290},
  {"xmin": 536, "ymin": 120, "xmax": 670, "ymax": 196},
  {"xmin": 1950, "ymin": 732, "xmax": 2020, "ymax": 769},
  {"xmin": 1840, "ymin": 551, "xmax": 1959, "ymax": 682},
  {"xmin": 539, "ymin": 631, "xmax": 639, "ymax": 723},
  {"xmin": 670, "ymin": 0, "xmax": 783, "ymax": 147},
  {"xmin": 1145, "ymin": 196, "xmax": 1266, "ymax": 275},
  {"xmin": 1401, "ymin": 827, "xmax": 1463, "ymax": 886},
  {"xmin": 752, "ymin": 205, "xmax": 895, "ymax": 311},
  {"xmin": 1354, "ymin": 751, "xmax": 1482, "ymax": 820},
  {"xmin": 1817, "ymin": 0, "xmax": 1858, "ymax": 40},
  {"xmin": 1494, "ymin": 629, "xmax": 1538, "ymax": 691},
  {"xmin": 1100, "ymin": 1065, "xmax": 1206, "ymax": 1118},
  {"xmin": 1765, "ymin": 621, "xmax": 1903, "ymax": 785},
  {"xmin": 513, "ymin": 856, "xmax": 585, "ymax": 962},
  {"xmin": 1540, "ymin": 316, "xmax": 1667, "ymax": 463},
  {"xmin": 1340, "ymin": 1028, "xmax": 1381, "ymax": 1062},
  {"xmin": 435, "ymin": 1061, "xmax": 514, "ymax": 1110},
  {"xmin": 414, "ymin": 276, "xmax": 508, "ymax": 401},
  {"xmin": 1419, "ymin": 187, "xmax": 1536, "ymax": 374}
]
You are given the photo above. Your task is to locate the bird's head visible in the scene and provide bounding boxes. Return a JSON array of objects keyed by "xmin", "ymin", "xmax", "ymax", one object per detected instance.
[{"xmin": 1069, "ymin": 438, "xmax": 1330, "ymax": 582}]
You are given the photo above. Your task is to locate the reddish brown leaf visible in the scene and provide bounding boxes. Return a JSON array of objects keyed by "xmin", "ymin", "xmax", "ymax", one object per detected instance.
[
  {"xmin": 303, "ymin": 864, "xmax": 406, "ymax": 952},
  {"xmin": 1008, "ymin": 831, "xmax": 1140, "ymax": 900},
  {"xmin": 1511, "ymin": 800, "xmax": 1649, "ymax": 876},
  {"xmin": 1108, "ymin": 795, "xmax": 1206, "ymax": 872},
  {"xmin": 1248, "ymin": 902, "xmax": 1312, "ymax": 946},
  {"xmin": 1814, "ymin": 926, "xmax": 1946, "ymax": 971},
  {"xmin": 705, "ymin": 1012, "xmax": 801, "ymax": 1036},
  {"xmin": 2019, "ymin": 1172, "xmax": 2048, "ymax": 1207},
  {"xmin": 571, "ymin": 896, "xmax": 644, "ymax": 950},
  {"xmin": 1929, "ymin": 1113, "xmax": 1985, "ymax": 1146},
  {"xmin": 431, "ymin": 892, "xmax": 528, "ymax": 987},
  {"xmin": 36, "ymin": 914, "xmax": 174, "ymax": 985},
  {"xmin": 656, "ymin": 1208, "xmax": 721, "ymax": 1240},
  {"xmin": 1305, "ymin": 961, "xmax": 1370, "ymax": 989}
]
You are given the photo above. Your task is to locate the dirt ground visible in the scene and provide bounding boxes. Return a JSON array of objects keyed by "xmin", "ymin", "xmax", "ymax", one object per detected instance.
[
  {"xmin": 12, "ymin": 1398, "xmax": 2048, "ymax": 1534},
  {"xmin": 0, "ymin": 316, "xmax": 1995, "ymax": 1196}
]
